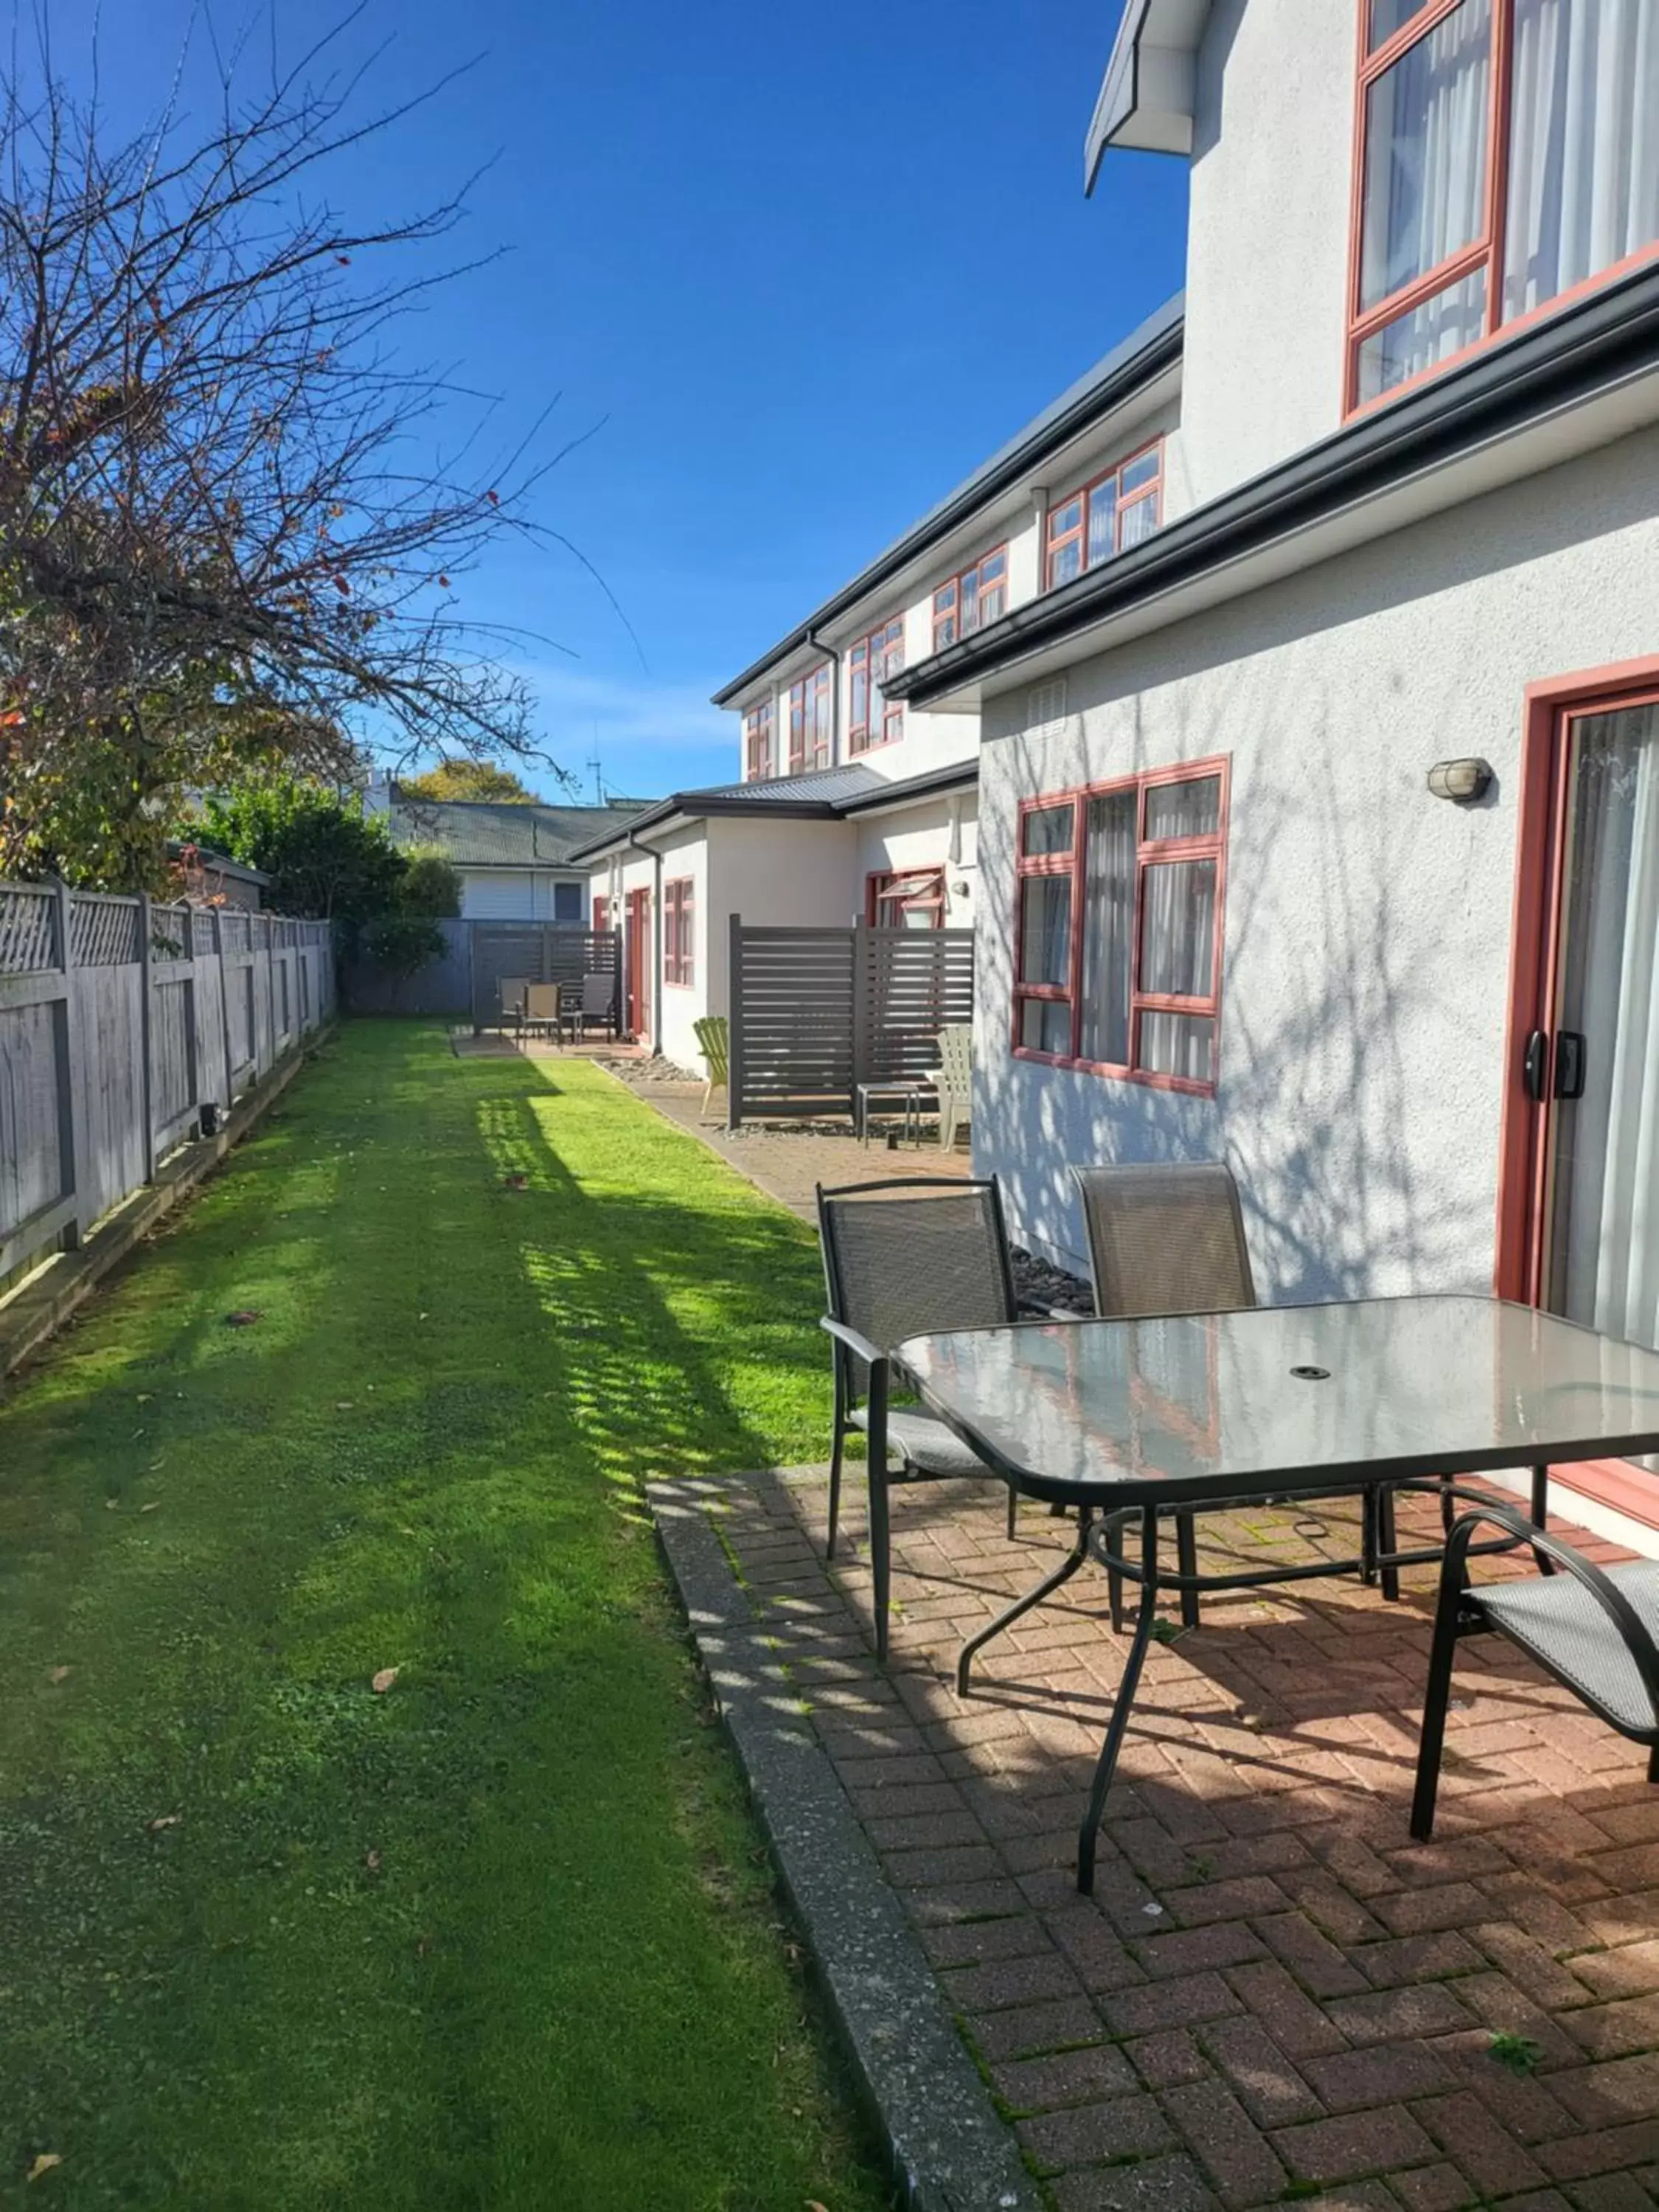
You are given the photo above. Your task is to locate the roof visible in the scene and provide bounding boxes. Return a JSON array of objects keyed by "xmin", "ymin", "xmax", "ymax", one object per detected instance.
[
  {"xmin": 1085, "ymin": 0, "xmax": 1214, "ymax": 182},
  {"xmin": 888, "ymin": 261, "xmax": 1659, "ymax": 713},
  {"xmin": 710, "ymin": 296, "xmax": 1185, "ymax": 708},
  {"xmin": 564, "ymin": 757, "xmax": 980, "ymax": 867},
  {"xmin": 167, "ymin": 839, "xmax": 270, "ymax": 887},
  {"xmin": 386, "ymin": 793, "xmax": 653, "ymax": 871}
]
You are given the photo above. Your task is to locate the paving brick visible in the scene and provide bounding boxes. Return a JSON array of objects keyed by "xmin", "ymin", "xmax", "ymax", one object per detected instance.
[
  {"xmin": 1373, "ymin": 1882, "xmax": 1492, "ymax": 1938},
  {"xmin": 1256, "ymin": 1910, "xmax": 1371, "ymax": 1997},
  {"xmin": 1469, "ymin": 1922, "xmax": 1596, "ymax": 2010},
  {"xmin": 919, "ymin": 1913, "xmax": 1052, "ymax": 1969},
  {"xmin": 1324, "ymin": 1983, "xmax": 1475, "ymax": 2045},
  {"xmin": 991, "ymin": 2043, "xmax": 1139, "ymax": 2115},
  {"xmin": 1273, "ymin": 2107, "xmax": 1440, "ymax": 2186},
  {"xmin": 972, "ymin": 1995, "xmax": 1108, "ymax": 2062},
  {"xmin": 1225, "ymin": 1960, "xmax": 1347, "ymax": 2057},
  {"xmin": 1354, "ymin": 1931, "xmax": 1484, "ymax": 1989},
  {"xmin": 903, "ymin": 1877, "xmax": 1030, "ymax": 1925},
  {"xmin": 1537, "ymin": 2123, "xmax": 1659, "ymax": 2185},
  {"xmin": 1017, "ymin": 2091, "xmax": 1174, "ymax": 2171},
  {"xmin": 1126, "ymin": 2028, "xmax": 1213, "ymax": 2091},
  {"xmin": 1390, "ymin": 2161, "xmax": 1478, "ymax": 2211},
  {"xmin": 1164, "ymin": 2076, "xmax": 1288, "ymax": 2208},
  {"xmin": 881, "ymin": 1840, "xmax": 1005, "ymax": 1888},
  {"xmin": 1102, "ymin": 1971, "xmax": 1243, "ymax": 2038},
  {"xmin": 1556, "ymin": 1994, "xmax": 1659, "ymax": 2062},
  {"xmin": 1135, "ymin": 1920, "xmax": 1267, "ymax": 1979},
  {"xmin": 1548, "ymin": 2055, "xmax": 1659, "ymax": 2126},
  {"xmin": 1045, "ymin": 1908, "xmax": 1150, "ymax": 1994},
  {"xmin": 1564, "ymin": 2176, "xmax": 1659, "ymax": 2212},
  {"xmin": 1200, "ymin": 2016, "xmax": 1324, "ymax": 2126},
  {"xmin": 1281, "ymin": 1869, "xmax": 1390, "ymax": 1946},
  {"xmin": 1414, "ymin": 2091, "xmax": 1548, "ymax": 2197},
  {"xmin": 1168, "ymin": 1874, "xmax": 1293, "ymax": 1928},
  {"xmin": 1050, "ymin": 2152, "xmax": 1220, "ymax": 2210},
  {"xmin": 941, "ymin": 1950, "xmax": 1084, "ymax": 2013},
  {"xmin": 1291, "ymin": 2187, "xmax": 1405, "ymax": 2212},
  {"xmin": 1570, "ymin": 1938, "xmax": 1659, "ymax": 2002},
  {"xmin": 1301, "ymin": 2040, "xmax": 1453, "ymax": 2111}
]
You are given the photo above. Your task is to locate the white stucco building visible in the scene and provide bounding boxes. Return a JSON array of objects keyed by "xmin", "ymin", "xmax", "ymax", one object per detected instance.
[
  {"xmin": 872, "ymin": 0, "xmax": 1659, "ymax": 1537},
  {"xmin": 570, "ymin": 304, "xmax": 1184, "ymax": 1071}
]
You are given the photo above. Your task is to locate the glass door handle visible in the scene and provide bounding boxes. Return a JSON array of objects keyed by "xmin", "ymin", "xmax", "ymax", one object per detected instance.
[
  {"xmin": 1523, "ymin": 1029, "xmax": 1548, "ymax": 1102},
  {"xmin": 1554, "ymin": 1031, "xmax": 1587, "ymax": 1101}
]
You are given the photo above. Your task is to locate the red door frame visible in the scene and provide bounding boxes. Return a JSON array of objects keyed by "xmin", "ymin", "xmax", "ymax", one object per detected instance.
[
  {"xmin": 625, "ymin": 887, "xmax": 651, "ymax": 1043},
  {"xmin": 1495, "ymin": 653, "xmax": 1659, "ymax": 1531}
]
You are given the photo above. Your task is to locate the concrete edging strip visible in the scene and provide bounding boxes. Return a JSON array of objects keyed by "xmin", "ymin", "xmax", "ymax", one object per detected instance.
[{"xmin": 648, "ymin": 1474, "xmax": 1040, "ymax": 2212}]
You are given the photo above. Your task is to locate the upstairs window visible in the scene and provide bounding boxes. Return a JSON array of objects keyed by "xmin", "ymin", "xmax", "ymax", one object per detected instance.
[
  {"xmin": 1350, "ymin": 0, "xmax": 1659, "ymax": 410},
  {"xmin": 663, "ymin": 878, "xmax": 695, "ymax": 985},
  {"xmin": 1013, "ymin": 759, "xmax": 1228, "ymax": 1095},
  {"xmin": 787, "ymin": 665, "xmax": 833, "ymax": 773},
  {"xmin": 743, "ymin": 699, "xmax": 774, "ymax": 782},
  {"xmin": 1045, "ymin": 440, "xmax": 1164, "ymax": 590},
  {"xmin": 933, "ymin": 546, "xmax": 1009, "ymax": 650},
  {"xmin": 849, "ymin": 617, "xmax": 905, "ymax": 751}
]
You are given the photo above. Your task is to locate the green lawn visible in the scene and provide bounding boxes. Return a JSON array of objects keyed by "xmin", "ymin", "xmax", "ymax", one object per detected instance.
[{"xmin": 0, "ymin": 1023, "xmax": 893, "ymax": 2211}]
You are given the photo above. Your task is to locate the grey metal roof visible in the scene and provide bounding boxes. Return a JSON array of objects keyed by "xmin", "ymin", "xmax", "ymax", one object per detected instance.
[
  {"xmin": 386, "ymin": 794, "xmax": 653, "ymax": 871},
  {"xmin": 1085, "ymin": 0, "xmax": 1214, "ymax": 185},
  {"xmin": 563, "ymin": 757, "xmax": 979, "ymax": 866},
  {"xmin": 711, "ymin": 296, "xmax": 1185, "ymax": 707}
]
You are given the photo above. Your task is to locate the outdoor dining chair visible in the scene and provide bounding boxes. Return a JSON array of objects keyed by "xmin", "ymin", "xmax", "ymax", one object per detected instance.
[
  {"xmin": 922, "ymin": 1024, "xmax": 973, "ymax": 1152},
  {"xmin": 1412, "ymin": 1498, "xmax": 1659, "ymax": 1839},
  {"xmin": 521, "ymin": 983, "xmax": 561, "ymax": 1040},
  {"xmin": 817, "ymin": 1177, "xmax": 1026, "ymax": 1660},
  {"xmin": 498, "ymin": 977, "xmax": 531, "ymax": 1035},
  {"xmin": 567, "ymin": 971, "xmax": 618, "ymax": 1043},
  {"xmin": 693, "ymin": 1015, "xmax": 728, "ymax": 1121}
]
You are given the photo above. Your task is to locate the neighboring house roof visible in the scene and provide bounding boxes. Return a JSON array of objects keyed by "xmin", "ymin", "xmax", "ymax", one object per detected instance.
[
  {"xmin": 564, "ymin": 757, "xmax": 980, "ymax": 867},
  {"xmin": 710, "ymin": 296, "xmax": 1185, "ymax": 708},
  {"xmin": 888, "ymin": 261, "xmax": 1659, "ymax": 713},
  {"xmin": 1085, "ymin": 0, "xmax": 1214, "ymax": 181},
  {"xmin": 386, "ymin": 793, "xmax": 652, "ymax": 871},
  {"xmin": 166, "ymin": 839, "xmax": 270, "ymax": 887}
]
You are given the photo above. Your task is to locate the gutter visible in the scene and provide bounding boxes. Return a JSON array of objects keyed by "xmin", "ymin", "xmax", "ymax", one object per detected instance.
[
  {"xmin": 808, "ymin": 629, "xmax": 841, "ymax": 765},
  {"xmin": 888, "ymin": 262, "xmax": 1659, "ymax": 709},
  {"xmin": 710, "ymin": 301, "xmax": 1184, "ymax": 708}
]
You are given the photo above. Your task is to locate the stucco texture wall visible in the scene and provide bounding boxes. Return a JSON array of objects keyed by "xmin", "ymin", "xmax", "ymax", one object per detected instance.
[{"xmin": 973, "ymin": 425, "xmax": 1659, "ymax": 1292}]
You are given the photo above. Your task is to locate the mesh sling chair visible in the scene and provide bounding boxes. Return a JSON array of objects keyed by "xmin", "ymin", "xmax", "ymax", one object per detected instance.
[
  {"xmin": 818, "ymin": 1178, "xmax": 1027, "ymax": 1660},
  {"xmin": 1413, "ymin": 1500, "xmax": 1659, "ymax": 1839},
  {"xmin": 1074, "ymin": 1164, "xmax": 1257, "ymax": 1631}
]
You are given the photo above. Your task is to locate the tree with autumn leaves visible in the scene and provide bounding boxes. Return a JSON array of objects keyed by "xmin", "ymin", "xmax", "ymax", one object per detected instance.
[{"xmin": 0, "ymin": 17, "xmax": 566, "ymax": 889}]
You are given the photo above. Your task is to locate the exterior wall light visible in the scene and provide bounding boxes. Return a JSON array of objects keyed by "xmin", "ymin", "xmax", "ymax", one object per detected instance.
[{"xmin": 1426, "ymin": 758, "xmax": 1493, "ymax": 804}]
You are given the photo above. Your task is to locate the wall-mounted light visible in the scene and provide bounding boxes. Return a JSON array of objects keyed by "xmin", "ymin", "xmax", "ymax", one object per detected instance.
[
  {"xmin": 951, "ymin": 879, "xmax": 970, "ymax": 898},
  {"xmin": 1426, "ymin": 757, "xmax": 1493, "ymax": 804}
]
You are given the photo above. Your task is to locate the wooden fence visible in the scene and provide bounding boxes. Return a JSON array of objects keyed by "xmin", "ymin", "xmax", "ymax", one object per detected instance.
[
  {"xmin": 465, "ymin": 922, "xmax": 622, "ymax": 1032},
  {"xmin": 727, "ymin": 914, "xmax": 973, "ymax": 1127},
  {"xmin": 0, "ymin": 880, "xmax": 334, "ymax": 1286}
]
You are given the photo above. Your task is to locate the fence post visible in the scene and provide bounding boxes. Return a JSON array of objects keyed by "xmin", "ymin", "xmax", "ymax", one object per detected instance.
[
  {"xmin": 850, "ymin": 917, "xmax": 872, "ymax": 1111},
  {"xmin": 213, "ymin": 904, "xmax": 235, "ymax": 1105},
  {"xmin": 138, "ymin": 892, "xmax": 158, "ymax": 1182},
  {"xmin": 52, "ymin": 879, "xmax": 89, "ymax": 1248},
  {"xmin": 726, "ymin": 911, "xmax": 743, "ymax": 1131}
]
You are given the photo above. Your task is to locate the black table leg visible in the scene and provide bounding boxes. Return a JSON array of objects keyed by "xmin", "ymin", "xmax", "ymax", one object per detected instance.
[
  {"xmin": 1077, "ymin": 1506, "xmax": 1158, "ymax": 1894},
  {"xmin": 958, "ymin": 1507, "xmax": 1093, "ymax": 1697},
  {"xmin": 1531, "ymin": 1465, "xmax": 1556, "ymax": 1575}
]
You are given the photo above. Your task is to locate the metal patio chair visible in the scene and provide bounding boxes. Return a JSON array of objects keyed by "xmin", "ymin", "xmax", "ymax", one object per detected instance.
[
  {"xmin": 498, "ymin": 976, "xmax": 531, "ymax": 1035},
  {"xmin": 817, "ymin": 1177, "xmax": 1027, "ymax": 1660},
  {"xmin": 1413, "ymin": 1500, "xmax": 1659, "ymax": 1839},
  {"xmin": 568, "ymin": 970, "xmax": 619, "ymax": 1043},
  {"xmin": 521, "ymin": 982, "xmax": 562, "ymax": 1041},
  {"xmin": 1075, "ymin": 1164, "xmax": 1257, "ymax": 1631}
]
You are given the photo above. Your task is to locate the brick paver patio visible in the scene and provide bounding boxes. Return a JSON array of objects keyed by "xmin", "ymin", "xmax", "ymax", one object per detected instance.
[{"xmin": 715, "ymin": 1472, "xmax": 1659, "ymax": 2210}]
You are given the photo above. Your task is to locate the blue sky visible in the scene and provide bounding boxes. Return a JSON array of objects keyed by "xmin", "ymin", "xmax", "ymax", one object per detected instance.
[{"xmin": 49, "ymin": 1, "xmax": 1186, "ymax": 799}]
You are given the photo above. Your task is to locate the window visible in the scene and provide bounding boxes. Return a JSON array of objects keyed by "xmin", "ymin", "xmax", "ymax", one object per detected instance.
[
  {"xmin": 1349, "ymin": 0, "xmax": 1659, "ymax": 411},
  {"xmin": 933, "ymin": 546, "xmax": 1009, "ymax": 650},
  {"xmin": 663, "ymin": 877, "xmax": 695, "ymax": 986},
  {"xmin": 1013, "ymin": 759, "xmax": 1228, "ymax": 1093},
  {"xmin": 553, "ymin": 880, "xmax": 582, "ymax": 922},
  {"xmin": 867, "ymin": 866, "xmax": 946, "ymax": 929},
  {"xmin": 1045, "ymin": 441, "xmax": 1164, "ymax": 590},
  {"xmin": 744, "ymin": 699, "xmax": 775, "ymax": 781},
  {"xmin": 787, "ymin": 664, "xmax": 833, "ymax": 773},
  {"xmin": 592, "ymin": 894, "xmax": 610, "ymax": 933},
  {"xmin": 848, "ymin": 616, "xmax": 905, "ymax": 751}
]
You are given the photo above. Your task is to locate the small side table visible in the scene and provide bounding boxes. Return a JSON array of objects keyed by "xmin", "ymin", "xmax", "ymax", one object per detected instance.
[{"xmin": 855, "ymin": 1082, "xmax": 937, "ymax": 1147}]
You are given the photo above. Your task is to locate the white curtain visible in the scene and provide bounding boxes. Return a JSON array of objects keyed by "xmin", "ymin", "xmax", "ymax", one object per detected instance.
[
  {"xmin": 1079, "ymin": 792, "xmax": 1135, "ymax": 1065},
  {"xmin": 1506, "ymin": 0, "xmax": 1659, "ymax": 321},
  {"xmin": 1557, "ymin": 707, "xmax": 1659, "ymax": 1350},
  {"xmin": 1365, "ymin": 0, "xmax": 1493, "ymax": 307}
]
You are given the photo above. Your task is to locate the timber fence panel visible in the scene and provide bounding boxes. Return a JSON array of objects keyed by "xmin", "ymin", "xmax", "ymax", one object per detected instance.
[{"xmin": 0, "ymin": 879, "xmax": 333, "ymax": 1288}]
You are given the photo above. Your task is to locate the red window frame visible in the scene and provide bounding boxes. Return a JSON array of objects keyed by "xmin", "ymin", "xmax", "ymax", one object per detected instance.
[
  {"xmin": 1346, "ymin": 0, "xmax": 1659, "ymax": 417},
  {"xmin": 1044, "ymin": 438, "xmax": 1164, "ymax": 591},
  {"xmin": 866, "ymin": 866, "xmax": 946, "ymax": 929},
  {"xmin": 743, "ymin": 700, "xmax": 775, "ymax": 782},
  {"xmin": 787, "ymin": 664, "xmax": 833, "ymax": 775},
  {"xmin": 1012, "ymin": 756, "xmax": 1229, "ymax": 1097},
  {"xmin": 592, "ymin": 893, "xmax": 610, "ymax": 933},
  {"xmin": 663, "ymin": 877, "xmax": 695, "ymax": 987},
  {"xmin": 932, "ymin": 545, "xmax": 1009, "ymax": 651},
  {"xmin": 848, "ymin": 617, "xmax": 905, "ymax": 754}
]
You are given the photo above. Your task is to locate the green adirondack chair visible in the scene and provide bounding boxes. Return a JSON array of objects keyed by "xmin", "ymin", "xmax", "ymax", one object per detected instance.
[{"xmin": 693, "ymin": 1015, "xmax": 729, "ymax": 1121}]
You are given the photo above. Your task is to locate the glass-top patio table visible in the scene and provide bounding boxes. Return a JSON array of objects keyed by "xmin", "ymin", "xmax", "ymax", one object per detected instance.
[{"xmin": 894, "ymin": 1295, "xmax": 1659, "ymax": 1891}]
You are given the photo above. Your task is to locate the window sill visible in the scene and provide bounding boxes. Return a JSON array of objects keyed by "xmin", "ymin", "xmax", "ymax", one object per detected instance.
[{"xmin": 1011, "ymin": 1044, "xmax": 1217, "ymax": 1099}]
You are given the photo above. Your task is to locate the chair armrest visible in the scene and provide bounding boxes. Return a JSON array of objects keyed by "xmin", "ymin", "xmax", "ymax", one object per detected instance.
[
  {"xmin": 1445, "ymin": 1501, "xmax": 1659, "ymax": 1725},
  {"xmin": 820, "ymin": 1315, "xmax": 885, "ymax": 1369}
]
